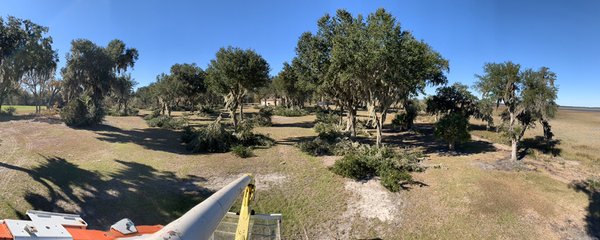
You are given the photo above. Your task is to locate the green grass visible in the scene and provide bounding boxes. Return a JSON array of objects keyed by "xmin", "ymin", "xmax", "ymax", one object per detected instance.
[
  {"xmin": 0, "ymin": 107, "xmax": 596, "ymax": 238},
  {"xmin": 1, "ymin": 105, "xmax": 46, "ymax": 114}
]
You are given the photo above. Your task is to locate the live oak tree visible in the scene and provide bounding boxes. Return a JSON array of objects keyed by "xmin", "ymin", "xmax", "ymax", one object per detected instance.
[
  {"xmin": 19, "ymin": 23, "xmax": 58, "ymax": 114},
  {"xmin": 206, "ymin": 47, "xmax": 270, "ymax": 127},
  {"xmin": 110, "ymin": 74, "xmax": 137, "ymax": 114},
  {"xmin": 170, "ymin": 63, "xmax": 206, "ymax": 112},
  {"xmin": 434, "ymin": 112, "xmax": 471, "ymax": 150},
  {"xmin": 61, "ymin": 39, "xmax": 138, "ymax": 126},
  {"xmin": 475, "ymin": 62, "xmax": 558, "ymax": 161},
  {"xmin": 0, "ymin": 16, "xmax": 51, "ymax": 112},
  {"xmin": 426, "ymin": 83, "xmax": 481, "ymax": 149},
  {"xmin": 273, "ymin": 62, "xmax": 311, "ymax": 109},
  {"xmin": 297, "ymin": 9, "xmax": 448, "ymax": 144},
  {"xmin": 154, "ymin": 73, "xmax": 183, "ymax": 116},
  {"xmin": 426, "ymin": 83, "xmax": 479, "ymax": 117},
  {"xmin": 361, "ymin": 9, "xmax": 448, "ymax": 145}
]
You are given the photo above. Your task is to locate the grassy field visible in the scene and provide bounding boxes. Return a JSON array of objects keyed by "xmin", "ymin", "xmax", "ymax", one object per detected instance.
[
  {"xmin": 1, "ymin": 105, "xmax": 46, "ymax": 115},
  {"xmin": 470, "ymin": 107, "xmax": 600, "ymax": 171},
  {"xmin": 0, "ymin": 106, "xmax": 597, "ymax": 239}
]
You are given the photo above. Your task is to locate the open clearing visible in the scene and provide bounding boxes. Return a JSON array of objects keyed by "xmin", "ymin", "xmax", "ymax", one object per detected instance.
[{"xmin": 0, "ymin": 107, "xmax": 598, "ymax": 239}]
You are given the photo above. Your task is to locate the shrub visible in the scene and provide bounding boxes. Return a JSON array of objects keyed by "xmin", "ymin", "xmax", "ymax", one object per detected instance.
[
  {"xmin": 183, "ymin": 119, "xmax": 274, "ymax": 154},
  {"xmin": 186, "ymin": 121, "xmax": 235, "ymax": 153},
  {"xmin": 0, "ymin": 106, "xmax": 16, "ymax": 116},
  {"xmin": 231, "ymin": 145, "xmax": 254, "ymax": 158},
  {"xmin": 332, "ymin": 139, "xmax": 360, "ymax": 156},
  {"xmin": 330, "ymin": 154, "xmax": 373, "ymax": 180},
  {"xmin": 379, "ymin": 168, "xmax": 412, "ymax": 192},
  {"xmin": 315, "ymin": 110, "xmax": 340, "ymax": 124},
  {"xmin": 297, "ymin": 138, "xmax": 333, "ymax": 156},
  {"xmin": 314, "ymin": 122, "xmax": 345, "ymax": 141},
  {"xmin": 434, "ymin": 112, "xmax": 471, "ymax": 150},
  {"xmin": 144, "ymin": 109, "xmax": 161, "ymax": 120},
  {"xmin": 234, "ymin": 120, "xmax": 257, "ymax": 145},
  {"xmin": 180, "ymin": 126, "xmax": 197, "ymax": 143},
  {"xmin": 146, "ymin": 115, "xmax": 187, "ymax": 130},
  {"xmin": 272, "ymin": 106, "xmax": 308, "ymax": 117},
  {"xmin": 255, "ymin": 107, "xmax": 273, "ymax": 126},
  {"xmin": 330, "ymin": 145, "xmax": 423, "ymax": 192},
  {"xmin": 60, "ymin": 99, "xmax": 103, "ymax": 127}
]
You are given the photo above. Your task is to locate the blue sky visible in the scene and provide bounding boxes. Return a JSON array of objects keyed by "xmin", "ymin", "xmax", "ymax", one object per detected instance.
[{"xmin": 1, "ymin": 0, "xmax": 599, "ymax": 107}]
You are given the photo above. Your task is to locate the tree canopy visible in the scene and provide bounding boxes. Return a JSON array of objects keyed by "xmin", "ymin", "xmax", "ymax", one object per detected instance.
[
  {"xmin": 206, "ymin": 46, "xmax": 270, "ymax": 127},
  {"xmin": 475, "ymin": 61, "xmax": 558, "ymax": 161},
  {"xmin": 61, "ymin": 39, "xmax": 138, "ymax": 126},
  {"xmin": 289, "ymin": 8, "xmax": 448, "ymax": 145},
  {"xmin": 0, "ymin": 16, "xmax": 57, "ymax": 111}
]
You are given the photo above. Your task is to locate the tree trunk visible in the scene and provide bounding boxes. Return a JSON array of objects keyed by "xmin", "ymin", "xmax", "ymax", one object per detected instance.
[
  {"xmin": 449, "ymin": 142, "xmax": 455, "ymax": 151},
  {"xmin": 375, "ymin": 114, "xmax": 383, "ymax": 147},
  {"xmin": 339, "ymin": 105, "xmax": 344, "ymax": 126},
  {"xmin": 509, "ymin": 111, "xmax": 517, "ymax": 161},
  {"xmin": 347, "ymin": 108, "xmax": 357, "ymax": 137},
  {"xmin": 231, "ymin": 109, "xmax": 238, "ymax": 128},
  {"xmin": 239, "ymin": 100, "xmax": 244, "ymax": 121},
  {"xmin": 511, "ymin": 139, "xmax": 518, "ymax": 161}
]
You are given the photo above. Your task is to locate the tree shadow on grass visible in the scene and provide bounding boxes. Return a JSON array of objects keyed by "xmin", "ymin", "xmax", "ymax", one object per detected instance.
[
  {"xmin": 91, "ymin": 124, "xmax": 189, "ymax": 154},
  {"xmin": 271, "ymin": 121, "xmax": 315, "ymax": 128},
  {"xmin": 277, "ymin": 136, "xmax": 315, "ymax": 146},
  {"xmin": 519, "ymin": 136, "xmax": 562, "ymax": 159},
  {"xmin": 385, "ymin": 123, "xmax": 497, "ymax": 155},
  {"xmin": 570, "ymin": 180, "xmax": 600, "ymax": 238},
  {"xmin": 0, "ymin": 156, "xmax": 213, "ymax": 229},
  {"xmin": 0, "ymin": 114, "xmax": 62, "ymax": 125}
]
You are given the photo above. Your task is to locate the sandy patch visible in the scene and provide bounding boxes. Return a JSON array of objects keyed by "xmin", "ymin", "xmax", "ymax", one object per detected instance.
[{"xmin": 343, "ymin": 179, "xmax": 401, "ymax": 222}]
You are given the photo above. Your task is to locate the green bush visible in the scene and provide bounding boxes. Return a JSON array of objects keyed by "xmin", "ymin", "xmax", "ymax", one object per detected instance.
[
  {"xmin": 330, "ymin": 154, "xmax": 373, "ymax": 180},
  {"xmin": 379, "ymin": 168, "xmax": 412, "ymax": 192},
  {"xmin": 315, "ymin": 110, "xmax": 340, "ymax": 124},
  {"xmin": 434, "ymin": 112, "xmax": 471, "ymax": 150},
  {"xmin": 60, "ymin": 99, "xmax": 104, "ymax": 127},
  {"xmin": 0, "ymin": 106, "xmax": 16, "ymax": 116},
  {"xmin": 255, "ymin": 107, "xmax": 273, "ymax": 126},
  {"xmin": 314, "ymin": 122, "xmax": 345, "ymax": 141},
  {"xmin": 272, "ymin": 106, "xmax": 308, "ymax": 117},
  {"xmin": 331, "ymin": 139, "xmax": 360, "ymax": 156},
  {"xmin": 231, "ymin": 145, "xmax": 254, "ymax": 158},
  {"xmin": 297, "ymin": 138, "xmax": 333, "ymax": 156},
  {"xmin": 146, "ymin": 115, "xmax": 187, "ymax": 130},
  {"xmin": 330, "ymin": 145, "xmax": 423, "ymax": 192},
  {"xmin": 296, "ymin": 122, "xmax": 348, "ymax": 156},
  {"xmin": 143, "ymin": 109, "xmax": 161, "ymax": 120},
  {"xmin": 180, "ymin": 126, "xmax": 197, "ymax": 143},
  {"xmin": 186, "ymin": 121, "xmax": 235, "ymax": 153},
  {"xmin": 234, "ymin": 120, "xmax": 257, "ymax": 144},
  {"xmin": 183, "ymin": 120, "xmax": 274, "ymax": 154}
]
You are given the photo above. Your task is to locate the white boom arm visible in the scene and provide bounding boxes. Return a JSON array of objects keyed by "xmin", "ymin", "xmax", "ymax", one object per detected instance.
[{"xmin": 133, "ymin": 174, "xmax": 252, "ymax": 240}]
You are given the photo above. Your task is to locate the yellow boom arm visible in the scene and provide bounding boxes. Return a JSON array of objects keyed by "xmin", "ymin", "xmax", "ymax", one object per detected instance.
[{"xmin": 235, "ymin": 182, "xmax": 255, "ymax": 240}]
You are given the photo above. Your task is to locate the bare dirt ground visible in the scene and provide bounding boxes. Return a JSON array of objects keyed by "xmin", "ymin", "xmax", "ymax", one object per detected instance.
[{"xmin": 0, "ymin": 108, "xmax": 598, "ymax": 239}]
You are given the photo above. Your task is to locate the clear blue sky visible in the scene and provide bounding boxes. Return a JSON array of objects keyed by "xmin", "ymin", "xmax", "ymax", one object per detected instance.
[{"xmin": 2, "ymin": 0, "xmax": 599, "ymax": 107}]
